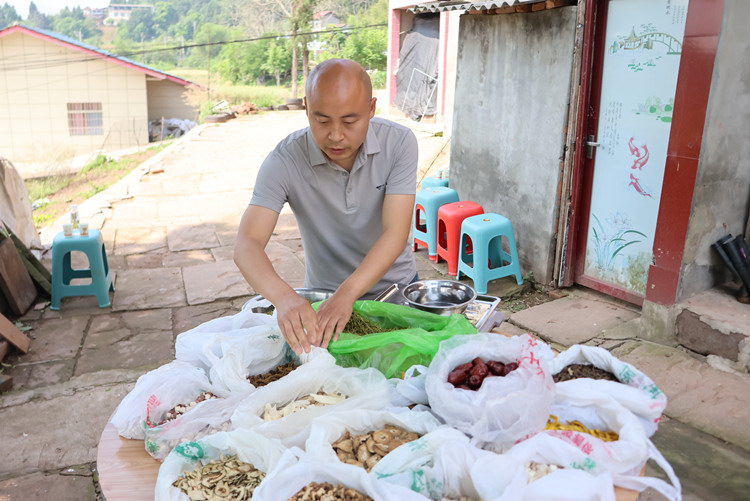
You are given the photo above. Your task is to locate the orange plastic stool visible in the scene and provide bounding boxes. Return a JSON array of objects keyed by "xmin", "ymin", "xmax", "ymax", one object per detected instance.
[{"xmin": 436, "ymin": 201, "xmax": 484, "ymax": 276}]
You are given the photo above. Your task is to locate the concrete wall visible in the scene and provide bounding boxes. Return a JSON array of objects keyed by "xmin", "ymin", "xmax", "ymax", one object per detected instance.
[
  {"xmin": 146, "ymin": 79, "xmax": 197, "ymax": 122},
  {"xmin": 677, "ymin": 0, "xmax": 750, "ymax": 301},
  {"xmin": 0, "ymin": 31, "xmax": 148, "ymax": 169},
  {"xmin": 450, "ymin": 7, "xmax": 578, "ymax": 283}
]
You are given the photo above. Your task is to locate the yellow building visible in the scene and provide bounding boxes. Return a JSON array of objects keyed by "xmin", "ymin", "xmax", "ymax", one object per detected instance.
[{"xmin": 0, "ymin": 25, "xmax": 197, "ymax": 168}]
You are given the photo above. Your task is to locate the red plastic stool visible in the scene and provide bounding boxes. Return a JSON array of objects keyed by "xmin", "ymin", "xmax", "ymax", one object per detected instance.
[{"xmin": 436, "ymin": 201, "xmax": 484, "ymax": 276}]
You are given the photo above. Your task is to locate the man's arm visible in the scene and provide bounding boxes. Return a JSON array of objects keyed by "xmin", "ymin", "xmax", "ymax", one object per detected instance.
[
  {"xmin": 315, "ymin": 193, "xmax": 414, "ymax": 346},
  {"xmin": 234, "ymin": 205, "xmax": 318, "ymax": 353}
]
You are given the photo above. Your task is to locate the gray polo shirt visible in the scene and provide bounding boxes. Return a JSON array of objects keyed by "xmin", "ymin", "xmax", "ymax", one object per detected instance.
[{"xmin": 250, "ymin": 117, "xmax": 418, "ymax": 298}]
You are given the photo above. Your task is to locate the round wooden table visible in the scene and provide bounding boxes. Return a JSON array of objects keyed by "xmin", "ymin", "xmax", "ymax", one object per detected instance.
[{"xmin": 97, "ymin": 422, "xmax": 642, "ymax": 501}]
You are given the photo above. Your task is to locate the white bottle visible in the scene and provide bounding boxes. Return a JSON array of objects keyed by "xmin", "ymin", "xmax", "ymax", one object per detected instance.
[{"xmin": 70, "ymin": 204, "xmax": 79, "ymax": 230}]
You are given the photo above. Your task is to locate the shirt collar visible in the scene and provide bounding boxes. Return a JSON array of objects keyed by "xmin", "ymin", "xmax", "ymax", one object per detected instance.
[{"xmin": 305, "ymin": 121, "xmax": 382, "ymax": 169}]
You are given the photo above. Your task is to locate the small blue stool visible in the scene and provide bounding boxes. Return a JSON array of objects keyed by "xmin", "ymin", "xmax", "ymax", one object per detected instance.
[
  {"xmin": 51, "ymin": 229, "xmax": 114, "ymax": 310},
  {"xmin": 457, "ymin": 213, "xmax": 523, "ymax": 294},
  {"xmin": 421, "ymin": 176, "xmax": 449, "ymax": 190},
  {"xmin": 413, "ymin": 187, "xmax": 459, "ymax": 261}
]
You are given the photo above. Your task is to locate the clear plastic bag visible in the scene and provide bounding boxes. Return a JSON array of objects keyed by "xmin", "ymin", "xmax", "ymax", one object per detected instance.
[
  {"xmin": 551, "ymin": 345, "xmax": 667, "ymax": 436},
  {"xmin": 425, "ymin": 334, "xmax": 555, "ymax": 451}
]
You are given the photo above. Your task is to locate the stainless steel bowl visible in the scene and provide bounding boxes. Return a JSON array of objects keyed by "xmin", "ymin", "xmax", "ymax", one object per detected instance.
[
  {"xmin": 402, "ymin": 280, "xmax": 477, "ymax": 316},
  {"xmin": 244, "ymin": 288, "xmax": 334, "ymax": 314}
]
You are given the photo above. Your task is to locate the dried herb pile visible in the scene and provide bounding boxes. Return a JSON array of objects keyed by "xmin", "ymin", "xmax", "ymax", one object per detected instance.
[
  {"xmin": 343, "ymin": 311, "xmax": 397, "ymax": 336},
  {"xmin": 157, "ymin": 391, "xmax": 219, "ymax": 426},
  {"xmin": 332, "ymin": 425, "xmax": 421, "ymax": 471},
  {"xmin": 247, "ymin": 362, "xmax": 297, "ymax": 387},
  {"xmin": 172, "ymin": 454, "xmax": 265, "ymax": 500},
  {"xmin": 553, "ymin": 364, "xmax": 619, "ymax": 383},
  {"xmin": 289, "ymin": 482, "xmax": 374, "ymax": 501}
]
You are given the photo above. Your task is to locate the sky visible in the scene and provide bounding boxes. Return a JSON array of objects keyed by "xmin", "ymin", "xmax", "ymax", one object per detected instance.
[{"xmin": 7, "ymin": 0, "xmax": 110, "ymax": 18}]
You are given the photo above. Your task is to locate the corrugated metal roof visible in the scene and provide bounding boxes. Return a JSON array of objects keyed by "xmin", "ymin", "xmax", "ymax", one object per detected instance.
[{"xmin": 409, "ymin": 0, "xmax": 545, "ymax": 13}]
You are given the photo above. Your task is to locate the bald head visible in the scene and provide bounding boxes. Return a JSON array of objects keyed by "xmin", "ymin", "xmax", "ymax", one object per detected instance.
[
  {"xmin": 303, "ymin": 59, "xmax": 376, "ymax": 171},
  {"xmin": 305, "ymin": 59, "xmax": 372, "ymax": 101}
]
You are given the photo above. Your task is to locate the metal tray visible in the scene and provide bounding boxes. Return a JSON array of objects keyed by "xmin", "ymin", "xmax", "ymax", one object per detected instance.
[{"xmin": 374, "ymin": 283, "xmax": 503, "ymax": 332}]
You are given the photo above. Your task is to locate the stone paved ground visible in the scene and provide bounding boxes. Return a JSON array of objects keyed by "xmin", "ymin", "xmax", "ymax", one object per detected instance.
[
  {"xmin": 2, "ymin": 111, "xmax": 747, "ymax": 500},
  {"xmin": 0, "ymin": 111, "xmax": 457, "ymax": 500}
]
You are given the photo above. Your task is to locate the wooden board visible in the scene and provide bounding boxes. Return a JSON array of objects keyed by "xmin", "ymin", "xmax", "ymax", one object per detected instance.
[
  {"xmin": 0, "ymin": 374, "xmax": 12, "ymax": 392},
  {"xmin": 0, "ymin": 238, "xmax": 36, "ymax": 315},
  {"xmin": 0, "ymin": 313, "xmax": 30, "ymax": 353},
  {"xmin": 97, "ymin": 423, "xmax": 160, "ymax": 501},
  {"xmin": 96, "ymin": 423, "xmax": 641, "ymax": 501}
]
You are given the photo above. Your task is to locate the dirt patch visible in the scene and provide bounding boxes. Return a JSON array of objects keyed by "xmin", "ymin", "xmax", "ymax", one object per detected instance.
[
  {"xmin": 499, "ymin": 286, "xmax": 557, "ymax": 314},
  {"xmin": 27, "ymin": 145, "xmax": 168, "ymax": 229}
]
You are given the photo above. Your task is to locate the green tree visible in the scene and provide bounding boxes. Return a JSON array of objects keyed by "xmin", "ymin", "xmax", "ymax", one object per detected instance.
[
  {"xmin": 51, "ymin": 7, "xmax": 101, "ymax": 41},
  {"xmin": 187, "ymin": 23, "xmax": 238, "ymax": 68},
  {"xmin": 0, "ymin": 3, "xmax": 21, "ymax": 29},
  {"xmin": 153, "ymin": 2, "xmax": 178, "ymax": 33},
  {"xmin": 26, "ymin": 1, "xmax": 50, "ymax": 29},
  {"xmin": 216, "ymin": 36, "xmax": 272, "ymax": 84},
  {"xmin": 120, "ymin": 8, "xmax": 157, "ymax": 42},
  {"xmin": 341, "ymin": 26, "xmax": 386, "ymax": 69},
  {"xmin": 263, "ymin": 37, "xmax": 292, "ymax": 86}
]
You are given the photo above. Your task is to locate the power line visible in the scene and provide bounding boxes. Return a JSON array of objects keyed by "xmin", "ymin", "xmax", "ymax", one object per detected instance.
[{"xmin": 0, "ymin": 23, "xmax": 387, "ymax": 72}]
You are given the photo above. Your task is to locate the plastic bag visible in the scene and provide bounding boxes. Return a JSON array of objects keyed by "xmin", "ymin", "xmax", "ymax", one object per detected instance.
[
  {"xmin": 203, "ymin": 337, "xmax": 332, "ymax": 395},
  {"xmin": 551, "ymin": 345, "xmax": 667, "ymax": 436},
  {"xmin": 174, "ymin": 308, "xmax": 279, "ymax": 370},
  {"xmin": 472, "ymin": 433, "xmax": 619, "ymax": 501},
  {"xmin": 155, "ymin": 428, "xmax": 286, "ymax": 501},
  {"xmin": 323, "ymin": 300, "xmax": 477, "ymax": 378},
  {"xmin": 110, "ymin": 361, "xmax": 223, "ymax": 440},
  {"xmin": 253, "ymin": 448, "xmax": 428, "ymax": 501},
  {"xmin": 546, "ymin": 385, "xmax": 680, "ymax": 485},
  {"xmin": 304, "ymin": 408, "xmax": 446, "ymax": 469},
  {"xmin": 230, "ymin": 356, "xmax": 393, "ymax": 447},
  {"xmin": 425, "ymin": 333, "xmax": 555, "ymax": 451},
  {"xmin": 143, "ymin": 390, "xmax": 245, "ymax": 461}
]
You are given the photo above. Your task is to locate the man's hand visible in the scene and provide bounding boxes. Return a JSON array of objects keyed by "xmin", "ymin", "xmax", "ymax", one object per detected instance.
[
  {"xmin": 275, "ymin": 291, "xmax": 319, "ymax": 354},
  {"xmin": 315, "ymin": 290, "xmax": 356, "ymax": 348}
]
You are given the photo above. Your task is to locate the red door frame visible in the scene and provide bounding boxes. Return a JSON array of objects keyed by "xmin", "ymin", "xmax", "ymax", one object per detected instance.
[{"xmin": 565, "ymin": 0, "xmax": 725, "ymax": 306}]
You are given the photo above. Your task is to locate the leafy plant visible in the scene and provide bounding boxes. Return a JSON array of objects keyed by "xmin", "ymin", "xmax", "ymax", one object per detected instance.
[{"xmin": 590, "ymin": 214, "xmax": 647, "ymax": 271}]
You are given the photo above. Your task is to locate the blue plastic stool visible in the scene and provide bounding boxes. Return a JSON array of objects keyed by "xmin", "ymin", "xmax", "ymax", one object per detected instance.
[
  {"xmin": 457, "ymin": 213, "xmax": 523, "ymax": 294},
  {"xmin": 51, "ymin": 229, "xmax": 114, "ymax": 310},
  {"xmin": 421, "ymin": 176, "xmax": 449, "ymax": 190},
  {"xmin": 413, "ymin": 187, "xmax": 459, "ymax": 261}
]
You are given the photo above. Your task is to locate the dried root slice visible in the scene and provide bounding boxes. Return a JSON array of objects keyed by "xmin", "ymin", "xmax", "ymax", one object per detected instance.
[
  {"xmin": 289, "ymin": 481, "xmax": 374, "ymax": 501},
  {"xmin": 172, "ymin": 454, "xmax": 265, "ymax": 501},
  {"xmin": 261, "ymin": 391, "xmax": 347, "ymax": 421},
  {"xmin": 157, "ymin": 391, "xmax": 219, "ymax": 426},
  {"xmin": 330, "ymin": 425, "xmax": 422, "ymax": 472}
]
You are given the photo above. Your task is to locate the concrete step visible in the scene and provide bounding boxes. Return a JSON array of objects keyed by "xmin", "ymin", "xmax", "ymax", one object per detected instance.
[{"xmin": 676, "ymin": 284, "xmax": 750, "ymax": 369}]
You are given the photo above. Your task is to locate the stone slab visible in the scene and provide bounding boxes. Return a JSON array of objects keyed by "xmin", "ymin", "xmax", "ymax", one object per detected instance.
[
  {"xmin": 510, "ymin": 295, "xmax": 639, "ymax": 346},
  {"xmin": 676, "ymin": 310, "xmax": 746, "ymax": 360},
  {"xmin": 210, "ymin": 246, "xmax": 235, "ymax": 262},
  {"xmin": 22, "ymin": 317, "xmax": 88, "ymax": 363},
  {"xmin": 157, "ymin": 197, "xmax": 201, "ymax": 219},
  {"xmin": 612, "ymin": 340, "xmax": 750, "ymax": 451},
  {"xmin": 646, "ymin": 417, "xmax": 750, "ymax": 501},
  {"xmin": 266, "ymin": 241, "xmax": 305, "ymax": 288},
  {"xmin": 680, "ymin": 286, "xmax": 750, "ymax": 336},
  {"xmin": 114, "ymin": 227, "xmax": 167, "ymax": 256},
  {"xmin": 161, "ymin": 250, "xmax": 214, "ymax": 268},
  {"xmin": 125, "ymin": 253, "xmax": 163, "ymax": 269},
  {"xmin": 75, "ymin": 330, "xmax": 174, "ymax": 375},
  {"xmin": 172, "ymin": 300, "xmax": 239, "ymax": 334},
  {"xmin": 0, "ymin": 470, "xmax": 96, "ymax": 500},
  {"xmin": 182, "ymin": 260, "xmax": 254, "ymax": 305},
  {"xmin": 166, "ymin": 224, "xmax": 219, "ymax": 252},
  {"xmin": 0, "ymin": 380, "xmax": 133, "ymax": 477},
  {"xmin": 6, "ymin": 359, "xmax": 75, "ymax": 391},
  {"xmin": 112, "ymin": 268, "xmax": 186, "ymax": 311}
]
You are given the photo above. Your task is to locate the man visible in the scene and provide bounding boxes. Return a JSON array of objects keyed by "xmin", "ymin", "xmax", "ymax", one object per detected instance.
[{"xmin": 234, "ymin": 59, "xmax": 418, "ymax": 354}]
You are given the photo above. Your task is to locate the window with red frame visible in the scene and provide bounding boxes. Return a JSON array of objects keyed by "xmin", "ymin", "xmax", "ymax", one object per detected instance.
[{"xmin": 67, "ymin": 103, "xmax": 103, "ymax": 135}]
